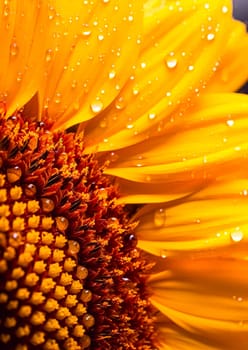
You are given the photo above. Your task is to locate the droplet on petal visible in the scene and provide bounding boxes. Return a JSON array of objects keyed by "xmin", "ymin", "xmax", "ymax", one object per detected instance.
[
  {"xmin": 230, "ymin": 230, "xmax": 243, "ymax": 242},
  {"xmin": 90, "ymin": 100, "xmax": 103, "ymax": 113},
  {"xmin": 154, "ymin": 208, "xmax": 166, "ymax": 227}
]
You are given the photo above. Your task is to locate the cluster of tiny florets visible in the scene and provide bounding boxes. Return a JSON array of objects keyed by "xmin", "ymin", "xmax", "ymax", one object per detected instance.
[{"xmin": 0, "ymin": 110, "xmax": 157, "ymax": 349}]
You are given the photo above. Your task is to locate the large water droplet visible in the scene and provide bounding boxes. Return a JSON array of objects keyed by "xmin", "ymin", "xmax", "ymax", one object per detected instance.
[
  {"xmin": 165, "ymin": 57, "xmax": 178, "ymax": 69},
  {"xmin": 90, "ymin": 100, "xmax": 103, "ymax": 113},
  {"xmin": 207, "ymin": 33, "xmax": 215, "ymax": 41},
  {"xmin": 154, "ymin": 208, "xmax": 166, "ymax": 227},
  {"xmin": 148, "ymin": 113, "xmax": 156, "ymax": 120},
  {"xmin": 226, "ymin": 119, "xmax": 234, "ymax": 127},
  {"xmin": 230, "ymin": 230, "xmax": 243, "ymax": 242}
]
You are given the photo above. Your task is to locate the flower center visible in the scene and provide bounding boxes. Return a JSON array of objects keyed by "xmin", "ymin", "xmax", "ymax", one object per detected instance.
[{"xmin": 0, "ymin": 111, "xmax": 157, "ymax": 349}]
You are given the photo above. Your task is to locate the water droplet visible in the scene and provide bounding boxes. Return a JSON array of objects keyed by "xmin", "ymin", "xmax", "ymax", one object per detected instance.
[
  {"xmin": 140, "ymin": 62, "xmax": 147, "ymax": 69},
  {"xmin": 41, "ymin": 198, "xmax": 55, "ymax": 213},
  {"xmin": 67, "ymin": 240, "xmax": 80, "ymax": 255},
  {"xmin": 148, "ymin": 113, "xmax": 156, "ymax": 120},
  {"xmin": 10, "ymin": 41, "xmax": 19, "ymax": 57},
  {"xmin": 108, "ymin": 70, "xmax": 116, "ymax": 79},
  {"xmin": 76, "ymin": 266, "xmax": 88, "ymax": 280},
  {"xmin": 80, "ymin": 290, "xmax": 92, "ymax": 303},
  {"xmin": 230, "ymin": 230, "xmax": 243, "ymax": 242},
  {"xmin": 98, "ymin": 34, "xmax": 104, "ymax": 41},
  {"xmin": 71, "ymin": 79, "xmax": 77, "ymax": 89},
  {"xmin": 188, "ymin": 65, "xmax": 194, "ymax": 71},
  {"xmin": 160, "ymin": 249, "xmax": 168, "ymax": 259},
  {"xmin": 7, "ymin": 166, "xmax": 22, "ymax": 183},
  {"xmin": 226, "ymin": 119, "xmax": 234, "ymax": 127},
  {"xmin": 54, "ymin": 92, "xmax": 61, "ymax": 104},
  {"xmin": 154, "ymin": 208, "xmax": 166, "ymax": 227},
  {"xmin": 82, "ymin": 313, "xmax": 95, "ymax": 328},
  {"xmin": 222, "ymin": 5, "xmax": 228, "ymax": 13},
  {"xmin": 16, "ymin": 72, "xmax": 23, "ymax": 83},
  {"xmin": 45, "ymin": 48, "xmax": 53, "ymax": 62},
  {"xmin": 82, "ymin": 29, "xmax": 91, "ymax": 37},
  {"xmin": 3, "ymin": 4, "xmax": 9, "ymax": 16},
  {"xmin": 48, "ymin": 6, "xmax": 55, "ymax": 20},
  {"xmin": 100, "ymin": 119, "xmax": 107, "ymax": 128},
  {"xmin": 56, "ymin": 216, "xmax": 69, "ymax": 231},
  {"xmin": 90, "ymin": 100, "xmax": 103, "ymax": 113},
  {"xmin": 102, "ymin": 0, "xmax": 110, "ymax": 3},
  {"xmin": 165, "ymin": 57, "xmax": 178, "ymax": 69},
  {"xmin": 126, "ymin": 123, "xmax": 134, "ymax": 129},
  {"xmin": 132, "ymin": 86, "xmax": 140, "ymax": 95},
  {"xmin": 207, "ymin": 33, "xmax": 215, "ymax": 41},
  {"xmin": 115, "ymin": 96, "xmax": 126, "ymax": 110}
]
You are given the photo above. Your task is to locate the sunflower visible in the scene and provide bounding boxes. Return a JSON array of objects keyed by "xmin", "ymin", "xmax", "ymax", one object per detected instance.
[{"xmin": 0, "ymin": 0, "xmax": 248, "ymax": 349}]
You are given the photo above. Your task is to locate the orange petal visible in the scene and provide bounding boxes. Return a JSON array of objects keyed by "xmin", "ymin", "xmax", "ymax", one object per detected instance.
[
  {"xmin": 0, "ymin": 0, "xmax": 52, "ymax": 115},
  {"xmin": 39, "ymin": 0, "xmax": 142, "ymax": 129},
  {"xmin": 84, "ymin": 0, "xmax": 236, "ymax": 152},
  {"xmin": 136, "ymin": 192, "xmax": 248, "ymax": 256},
  {"xmin": 150, "ymin": 256, "xmax": 248, "ymax": 349},
  {"xmin": 103, "ymin": 93, "xmax": 248, "ymax": 189},
  {"xmin": 206, "ymin": 19, "xmax": 248, "ymax": 93}
]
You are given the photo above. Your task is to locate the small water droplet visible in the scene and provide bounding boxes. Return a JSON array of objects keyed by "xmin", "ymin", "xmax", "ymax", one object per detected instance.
[
  {"xmin": 55, "ymin": 92, "xmax": 61, "ymax": 104},
  {"xmin": 160, "ymin": 250, "xmax": 167, "ymax": 259},
  {"xmin": 230, "ymin": 230, "xmax": 243, "ymax": 242},
  {"xmin": 16, "ymin": 72, "xmax": 23, "ymax": 83},
  {"xmin": 102, "ymin": 0, "xmax": 110, "ymax": 3},
  {"xmin": 100, "ymin": 119, "xmax": 107, "ymax": 128},
  {"xmin": 10, "ymin": 41, "xmax": 19, "ymax": 57},
  {"xmin": 48, "ymin": 6, "xmax": 55, "ymax": 20},
  {"xmin": 188, "ymin": 65, "xmax": 194, "ymax": 71},
  {"xmin": 165, "ymin": 57, "xmax": 178, "ymax": 69},
  {"xmin": 132, "ymin": 86, "xmax": 139, "ymax": 95},
  {"xmin": 148, "ymin": 113, "xmax": 156, "ymax": 120},
  {"xmin": 45, "ymin": 48, "xmax": 53, "ymax": 62},
  {"xmin": 115, "ymin": 96, "xmax": 126, "ymax": 110},
  {"xmin": 226, "ymin": 119, "xmax": 234, "ymax": 127},
  {"xmin": 140, "ymin": 62, "xmax": 147, "ymax": 69},
  {"xmin": 3, "ymin": 4, "xmax": 9, "ymax": 16},
  {"xmin": 108, "ymin": 70, "xmax": 116, "ymax": 79},
  {"xmin": 71, "ymin": 79, "xmax": 77, "ymax": 89},
  {"xmin": 222, "ymin": 5, "xmax": 228, "ymax": 13},
  {"xmin": 207, "ymin": 33, "xmax": 215, "ymax": 41},
  {"xmin": 90, "ymin": 100, "xmax": 103, "ymax": 113},
  {"xmin": 98, "ymin": 34, "xmax": 104, "ymax": 41},
  {"xmin": 126, "ymin": 123, "xmax": 134, "ymax": 129},
  {"xmin": 154, "ymin": 208, "xmax": 166, "ymax": 227}
]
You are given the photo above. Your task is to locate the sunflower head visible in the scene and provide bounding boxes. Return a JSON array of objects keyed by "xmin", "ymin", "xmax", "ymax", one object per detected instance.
[{"xmin": 0, "ymin": 110, "xmax": 157, "ymax": 349}]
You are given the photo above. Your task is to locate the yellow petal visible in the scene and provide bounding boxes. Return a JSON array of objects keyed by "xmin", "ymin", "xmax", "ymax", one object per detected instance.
[
  {"xmin": 84, "ymin": 0, "xmax": 235, "ymax": 152},
  {"xmin": 206, "ymin": 19, "xmax": 248, "ymax": 93},
  {"xmin": 136, "ymin": 195, "xmax": 248, "ymax": 256},
  {"xmin": 0, "ymin": 0, "xmax": 51, "ymax": 115},
  {"xmin": 39, "ymin": 0, "xmax": 142, "ymax": 129},
  {"xmin": 158, "ymin": 323, "xmax": 222, "ymax": 350},
  {"xmin": 150, "ymin": 257, "xmax": 248, "ymax": 349},
  {"xmin": 104, "ymin": 93, "xmax": 248, "ymax": 187}
]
